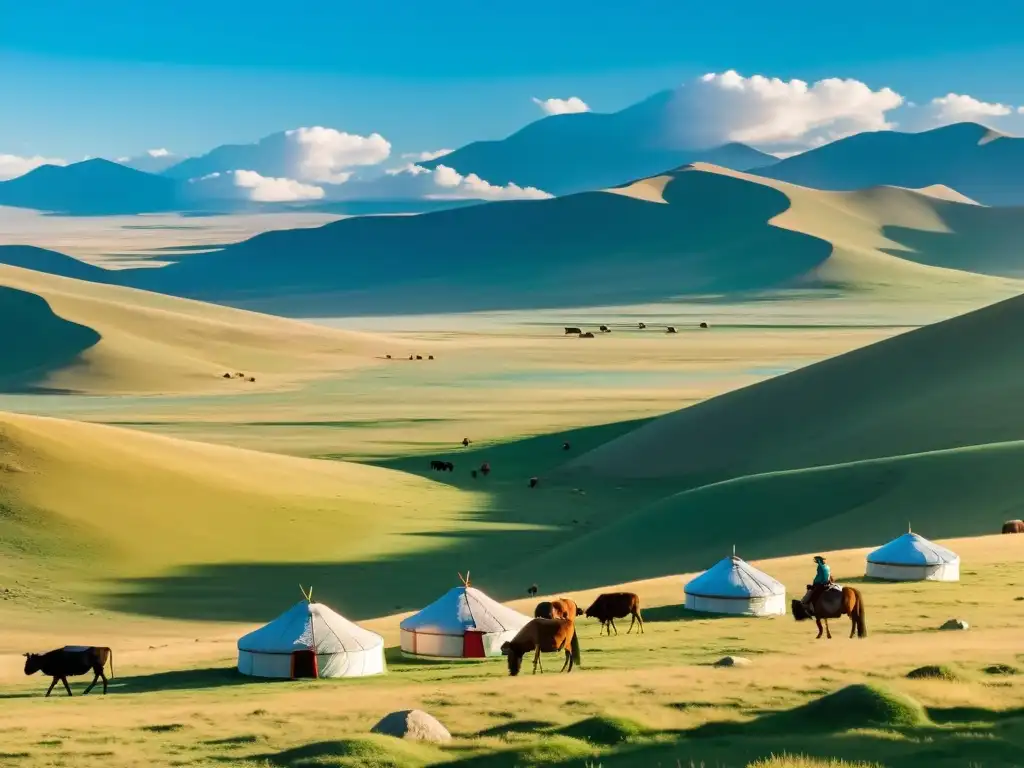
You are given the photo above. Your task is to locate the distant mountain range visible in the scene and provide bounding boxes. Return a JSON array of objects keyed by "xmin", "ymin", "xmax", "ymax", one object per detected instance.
[
  {"xmin": 759, "ymin": 122, "xmax": 1024, "ymax": 206},
  {"xmin": 4, "ymin": 162, "xmax": 1022, "ymax": 315}
]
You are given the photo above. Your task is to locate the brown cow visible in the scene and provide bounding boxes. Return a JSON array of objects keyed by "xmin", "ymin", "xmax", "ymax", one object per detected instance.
[
  {"xmin": 1002, "ymin": 519, "xmax": 1024, "ymax": 534},
  {"xmin": 501, "ymin": 618, "xmax": 579, "ymax": 675},
  {"xmin": 24, "ymin": 646, "xmax": 114, "ymax": 697},
  {"xmin": 585, "ymin": 592, "xmax": 644, "ymax": 635},
  {"xmin": 535, "ymin": 598, "xmax": 583, "ymax": 620}
]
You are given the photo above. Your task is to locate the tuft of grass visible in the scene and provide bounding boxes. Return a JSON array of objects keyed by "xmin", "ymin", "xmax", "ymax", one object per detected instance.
[
  {"xmin": 557, "ymin": 715, "xmax": 648, "ymax": 746},
  {"xmin": 982, "ymin": 664, "xmax": 1019, "ymax": 676},
  {"xmin": 748, "ymin": 755, "xmax": 883, "ymax": 768},
  {"xmin": 906, "ymin": 664, "xmax": 961, "ymax": 681},
  {"xmin": 139, "ymin": 723, "xmax": 186, "ymax": 733}
]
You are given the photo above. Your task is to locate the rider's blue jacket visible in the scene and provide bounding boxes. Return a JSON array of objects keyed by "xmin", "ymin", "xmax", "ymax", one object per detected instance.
[{"xmin": 813, "ymin": 563, "xmax": 831, "ymax": 585}]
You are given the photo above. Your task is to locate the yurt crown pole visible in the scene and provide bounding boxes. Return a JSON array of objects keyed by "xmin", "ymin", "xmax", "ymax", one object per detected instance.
[{"xmin": 299, "ymin": 584, "xmax": 319, "ymax": 679}]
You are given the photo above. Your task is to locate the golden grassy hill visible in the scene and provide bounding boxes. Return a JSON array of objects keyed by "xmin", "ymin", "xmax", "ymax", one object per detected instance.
[{"xmin": 0, "ymin": 264, "xmax": 392, "ymax": 394}]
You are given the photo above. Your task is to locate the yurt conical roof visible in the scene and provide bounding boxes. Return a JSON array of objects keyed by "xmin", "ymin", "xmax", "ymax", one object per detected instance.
[
  {"xmin": 400, "ymin": 584, "xmax": 529, "ymax": 634},
  {"xmin": 684, "ymin": 555, "xmax": 785, "ymax": 598},
  {"xmin": 238, "ymin": 600, "xmax": 383, "ymax": 654},
  {"xmin": 866, "ymin": 531, "xmax": 958, "ymax": 566}
]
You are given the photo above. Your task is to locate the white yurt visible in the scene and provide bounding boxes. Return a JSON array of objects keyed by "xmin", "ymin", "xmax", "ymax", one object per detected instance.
[
  {"xmin": 400, "ymin": 574, "xmax": 530, "ymax": 659},
  {"xmin": 684, "ymin": 551, "xmax": 787, "ymax": 616},
  {"xmin": 237, "ymin": 589, "xmax": 385, "ymax": 679},
  {"xmin": 865, "ymin": 527, "xmax": 960, "ymax": 582}
]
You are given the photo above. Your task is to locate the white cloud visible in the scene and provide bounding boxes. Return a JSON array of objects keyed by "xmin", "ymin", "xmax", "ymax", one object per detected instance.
[
  {"xmin": 401, "ymin": 148, "xmax": 454, "ymax": 162},
  {"xmin": 664, "ymin": 70, "xmax": 904, "ymax": 150},
  {"xmin": 0, "ymin": 153, "xmax": 67, "ymax": 180},
  {"xmin": 188, "ymin": 169, "xmax": 324, "ymax": 202},
  {"xmin": 147, "ymin": 148, "xmax": 172, "ymax": 157},
  {"xmin": 330, "ymin": 163, "xmax": 552, "ymax": 201},
  {"xmin": 532, "ymin": 96, "xmax": 591, "ymax": 115},
  {"xmin": 283, "ymin": 127, "xmax": 390, "ymax": 183},
  {"xmin": 925, "ymin": 93, "xmax": 1014, "ymax": 122}
]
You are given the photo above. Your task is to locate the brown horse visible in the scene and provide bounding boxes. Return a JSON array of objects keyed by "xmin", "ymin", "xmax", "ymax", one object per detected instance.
[
  {"xmin": 501, "ymin": 618, "xmax": 580, "ymax": 676},
  {"xmin": 792, "ymin": 585, "xmax": 867, "ymax": 640}
]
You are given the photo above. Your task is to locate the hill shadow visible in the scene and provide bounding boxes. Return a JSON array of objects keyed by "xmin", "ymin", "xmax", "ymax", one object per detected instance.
[
  {"xmin": 108, "ymin": 666, "xmax": 255, "ymax": 694},
  {"xmin": 0, "ymin": 286, "xmax": 101, "ymax": 392}
]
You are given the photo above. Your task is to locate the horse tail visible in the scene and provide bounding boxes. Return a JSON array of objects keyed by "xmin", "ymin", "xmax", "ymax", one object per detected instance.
[
  {"xmin": 570, "ymin": 628, "xmax": 581, "ymax": 668},
  {"xmin": 854, "ymin": 589, "xmax": 867, "ymax": 638},
  {"xmin": 107, "ymin": 648, "xmax": 114, "ymax": 679}
]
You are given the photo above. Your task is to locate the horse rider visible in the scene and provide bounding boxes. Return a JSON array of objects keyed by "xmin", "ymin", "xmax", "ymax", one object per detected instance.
[{"xmin": 804, "ymin": 555, "xmax": 833, "ymax": 608}]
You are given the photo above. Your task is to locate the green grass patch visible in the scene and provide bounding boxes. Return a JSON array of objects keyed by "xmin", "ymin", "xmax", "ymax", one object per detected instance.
[
  {"xmin": 982, "ymin": 664, "xmax": 1019, "ymax": 676},
  {"xmin": 906, "ymin": 665, "xmax": 961, "ymax": 681},
  {"xmin": 260, "ymin": 735, "xmax": 444, "ymax": 767},
  {"xmin": 748, "ymin": 755, "xmax": 883, "ymax": 768},
  {"xmin": 556, "ymin": 716, "xmax": 648, "ymax": 746}
]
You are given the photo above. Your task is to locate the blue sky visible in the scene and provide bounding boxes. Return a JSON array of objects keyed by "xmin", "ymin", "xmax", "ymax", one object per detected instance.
[{"xmin": 2, "ymin": 0, "xmax": 1023, "ymax": 160}]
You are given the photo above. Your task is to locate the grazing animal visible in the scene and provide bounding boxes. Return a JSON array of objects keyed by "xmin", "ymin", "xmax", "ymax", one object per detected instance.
[
  {"xmin": 638, "ymin": 322, "xmax": 647, "ymax": 329},
  {"xmin": 444, "ymin": 461, "xmax": 454, "ymax": 472},
  {"xmin": 235, "ymin": 372, "xmax": 245, "ymax": 378},
  {"xmin": 699, "ymin": 321, "xmax": 709, "ymax": 329},
  {"xmin": 1002, "ymin": 519, "xmax": 1024, "ymax": 534},
  {"xmin": 247, "ymin": 377, "xmax": 256, "ymax": 382},
  {"xmin": 386, "ymin": 354, "xmax": 392, "ymax": 359},
  {"xmin": 416, "ymin": 355, "xmax": 423, "ymax": 360},
  {"xmin": 564, "ymin": 327, "xmax": 582, "ymax": 335},
  {"xmin": 585, "ymin": 592, "xmax": 644, "ymax": 635},
  {"xmin": 666, "ymin": 326, "xmax": 677, "ymax": 334},
  {"xmin": 562, "ymin": 441, "xmax": 571, "ymax": 451},
  {"xmin": 579, "ymin": 332, "xmax": 595, "ymax": 338},
  {"xmin": 501, "ymin": 618, "xmax": 580, "ymax": 675},
  {"xmin": 430, "ymin": 459, "xmax": 453, "ymax": 472},
  {"xmin": 792, "ymin": 584, "xmax": 867, "ymax": 640},
  {"xmin": 527, "ymin": 584, "xmax": 538, "ymax": 597},
  {"xmin": 528, "ymin": 477, "xmax": 538, "ymax": 488},
  {"xmin": 409, "ymin": 355, "xmax": 414, "ymax": 360},
  {"xmin": 428, "ymin": 355, "xmax": 434, "ymax": 360},
  {"xmin": 23, "ymin": 646, "xmax": 114, "ymax": 697},
  {"xmin": 535, "ymin": 598, "xmax": 583, "ymax": 620},
  {"xmin": 480, "ymin": 462, "xmax": 491, "ymax": 476},
  {"xmin": 599, "ymin": 325, "xmax": 610, "ymax": 332},
  {"xmin": 222, "ymin": 373, "xmax": 231, "ymax": 378},
  {"xmin": 462, "ymin": 438, "xmax": 470, "ymax": 447}
]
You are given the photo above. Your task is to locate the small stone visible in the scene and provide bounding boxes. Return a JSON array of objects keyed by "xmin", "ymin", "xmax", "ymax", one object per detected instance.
[
  {"xmin": 371, "ymin": 710, "xmax": 451, "ymax": 743},
  {"xmin": 940, "ymin": 618, "xmax": 969, "ymax": 631},
  {"xmin": 714, "ymin": 656, "xmax": 752, "ymax": 667}
]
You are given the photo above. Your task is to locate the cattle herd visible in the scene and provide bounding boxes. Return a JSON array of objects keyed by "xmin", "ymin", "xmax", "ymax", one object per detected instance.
[{"xmin": 564, "ymin": 321, "xmax": 708, "ymax": 337}]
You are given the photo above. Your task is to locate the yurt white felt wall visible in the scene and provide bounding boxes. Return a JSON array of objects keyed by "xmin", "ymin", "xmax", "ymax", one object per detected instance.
[
  {"xmin": 238, "ymin": 600, "xmax": 385, "ymax": 679},
  {"xmin": 866, "ymin": 531, "xmax": 960, "ymax": 582},
  {"xmin": 684, "ymin": 555, "xmax": 786, "ymax": 616},
  {"xmin": 400, "ymin": 584, "xmax": 530, "ymax": 659}
]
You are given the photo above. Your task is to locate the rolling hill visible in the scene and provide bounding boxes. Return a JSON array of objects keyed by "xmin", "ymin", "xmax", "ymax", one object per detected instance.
[
  {"xmin": 13, "ymin": 162, "xmax": 1016, "ymax": 316},
  {"xmin": 559, "ymin": 287, "xmax": 1024, "ymax": 488},
  {"xmin": 0, "ymin": 158, "xmax": 183, "ymax": 215},
  {"xmin": 757, "ymin": 122, "xmax": 1024, "ymax": 206},
  {"xmin": 420, "ymin": 91, "xmax": 777, "ymax": 195},
  {"xmin": 0, "ymin": 263, "xmax": 390, "ymax": 394}
]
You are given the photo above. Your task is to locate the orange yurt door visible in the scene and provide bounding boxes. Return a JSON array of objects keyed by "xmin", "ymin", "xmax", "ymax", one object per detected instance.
[{"xmin": 462, "ymin": 630, "xmax": 486, "ymax": 658}]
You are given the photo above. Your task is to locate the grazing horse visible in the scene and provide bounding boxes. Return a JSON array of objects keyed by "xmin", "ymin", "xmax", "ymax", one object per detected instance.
[
  {"xmin": 24, "ymin": 646, "xmax": 114, "ymax": 697},
  {"xmin": 584, "ymin": 593, "xmax": 644, "ymax": 635},
  {"xmin": 792, "ymin": 584, "xmax": 867, "ymax": 639},
  {"xmin": 501, "ymin": 618, "xmax": 580, "ymax": 676},
  {"xmin": 1002, "ymin": 519, "xmax": 1024, "ymax": 534}
]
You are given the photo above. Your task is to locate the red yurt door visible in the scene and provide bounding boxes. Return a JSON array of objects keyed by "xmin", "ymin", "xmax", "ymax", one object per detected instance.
[
  {"xmin": 462, "ymin": 630, "xmax": 486, "ymax": 658},
  {"xmin": 291, "ymin": 649, "xmax": 319, "ymax": 678}
]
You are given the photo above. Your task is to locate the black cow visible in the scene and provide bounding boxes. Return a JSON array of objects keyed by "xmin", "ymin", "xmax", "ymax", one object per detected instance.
[
  {"xmin": 564, "ymin": 327, "xmax": 582, "ymax": 335},
  {"xmin": 699, "ymin": 321, "xmax": 709, "ymax": 329},
  {"xmin": 599, "ymin": 325, "xmax": 610, "ymax": 332},
  {"xmin": 579, "ymin": 332, "xmax": 595, "ymax": 338},
  {"xmin": 666, "ymin": 326, "xmax": 677, "ymax": 334},
  {"xmin": 638, "ymin": 322, "xmax": 647, "ymax": 329},
  {"xmin": 24, "ymin": 646, "xmax": 114, "ymax": 697},
  {"xmin": 584, "ymin": 593, "xmax": 644, "ymax": 636},
  {"xmin": 529, "ymin": 477, "xmax": 538, "ymax": 488}
]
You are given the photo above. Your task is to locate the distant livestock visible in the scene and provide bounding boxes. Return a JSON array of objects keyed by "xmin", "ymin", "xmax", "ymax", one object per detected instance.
[
  {"xmin": 386, "ymin": 354, "xmax": 392, "ymax": 359},
  {"xmin": 248, "ymin": 377, "xmax": 255, "ymax": 382},
  {"xmin": 699, "ymin": 322, "xmax": 709, "ymax": 329},
  {"xmin": 585, "ymin": 593, "xmax": 644, "ymax": 635},
  {"xmin": 579, "ymin": 332, "xmax": 595, "ymax": 339},
  {"xmin": 666, "ymin": 326, "xmax": 677, "ymax": 334},
  {"xmin": 428, "ymin": 355, "xmax": 434, "ymax": 360},
  {"xmin": 564, "ymin": 327, "xmax": 582, "ymax": 335},
  {"xmin": 638, "ymin": 322, "xmax": 647, "ymax": 329},
  {"xmin": 599, "ymin": 325, "xmax": 610, "ymax": 333},
  {"xmin": 527, "ymin": 584, "xmax": 538, "ymax": 597},
  {"xmin": 535, "ymin": 598, "xmax": 583, "ymax": 620},
  {"xmin": 222, "ymin": 373, "xmax": 231, "ymax": 379},
  {"xmin": 529, "ymin": 477, "xmax": 538, "ymax": 488},
  {"xmin": 1003, "ymin": 519, "xmax": 1024, "ymax": 534},
  {"xmin": 24, "ymin": 646, "xmax": 114, "ymax": 697},
  {"xmin": 429, "ymin": 460, "xmax": 454, "ymax": 472},
  {"xmin": 462, "ymin": 438, "xmax": 471, "ymax": 447},
  {"xmin": 562, "ymin": 441, "xmax": 571, "ymax": 451},
  {"xmin": 416, "ymin": 355, "xmax": 423, "ymax": 360},
  {"xmin": 480, "ymin": 462, "xmax": 491, "ymax": 476}
]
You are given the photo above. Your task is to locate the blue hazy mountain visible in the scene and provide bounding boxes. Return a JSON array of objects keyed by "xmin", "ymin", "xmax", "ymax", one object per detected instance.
[
  {"xmin": 756, "ymin": 122, "xmax": 1024, "ymax": 205},
  {"xmin": 419, "ymin": 91, "xmax": 778, "ymax": 194},
  {"xmin": 0, "ymin": 159, "xmax": 183, "ymax": 215}
]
